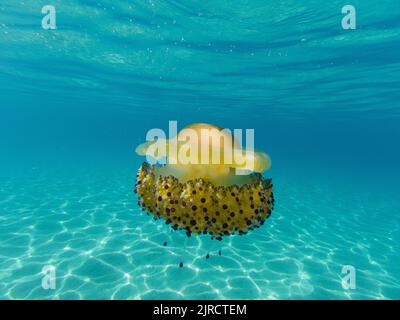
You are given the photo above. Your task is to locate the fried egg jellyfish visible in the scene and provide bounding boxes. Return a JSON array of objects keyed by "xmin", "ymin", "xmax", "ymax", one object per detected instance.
[{"xmin": 134, "ymin": 123, "xmax": 274, "ymax": 240}]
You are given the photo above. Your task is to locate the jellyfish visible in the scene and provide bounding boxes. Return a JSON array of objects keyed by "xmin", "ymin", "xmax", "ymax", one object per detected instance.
[{"xmin": 134, "ymin": 123, "xmax": 274, "ymax": 240}]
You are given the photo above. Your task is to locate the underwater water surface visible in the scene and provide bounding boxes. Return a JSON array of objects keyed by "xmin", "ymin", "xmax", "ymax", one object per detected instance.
[{"xmin": 1, "ymin": 0, "xmax": 400, "ymax": 299}]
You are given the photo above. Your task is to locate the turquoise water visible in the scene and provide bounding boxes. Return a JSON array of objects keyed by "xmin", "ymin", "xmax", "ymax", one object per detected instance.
[{"xmin": 1, "ymin": 1, "xmax": 400, "ymax": 299}]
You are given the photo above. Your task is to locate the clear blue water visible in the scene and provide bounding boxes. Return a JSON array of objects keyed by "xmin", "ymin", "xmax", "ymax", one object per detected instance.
[{"xmin": 1, "ymin": 1, "xmax": 400, "ymax": 299}]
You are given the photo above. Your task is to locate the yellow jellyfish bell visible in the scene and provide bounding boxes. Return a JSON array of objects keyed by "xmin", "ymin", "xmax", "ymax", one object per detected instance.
[{"xmin": 134, "ymin": 123, "xmax": 274, "ymax": 240}]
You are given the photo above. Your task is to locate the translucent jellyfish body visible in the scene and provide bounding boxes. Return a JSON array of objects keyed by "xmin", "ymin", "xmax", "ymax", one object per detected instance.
[{"xmin": 134, "ymin": 123, "xmax": 274, "ymax": 240}]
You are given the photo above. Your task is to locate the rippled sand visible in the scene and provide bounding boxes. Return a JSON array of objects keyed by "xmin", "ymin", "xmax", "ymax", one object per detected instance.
[{"xmin": 0, "ymin": 165, "xmax": 399, "ymax": 299}]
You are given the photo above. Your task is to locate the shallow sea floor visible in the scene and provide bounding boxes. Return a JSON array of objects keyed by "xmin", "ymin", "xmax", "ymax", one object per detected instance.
[{"xmin": 0, "ymin": 163, "xmax": 399, "ymax": 300}]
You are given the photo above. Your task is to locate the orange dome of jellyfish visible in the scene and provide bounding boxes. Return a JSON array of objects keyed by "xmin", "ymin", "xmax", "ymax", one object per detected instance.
[{"xmin": 134, "ymin": 123, "xmax": 274, "ymax": 240}]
